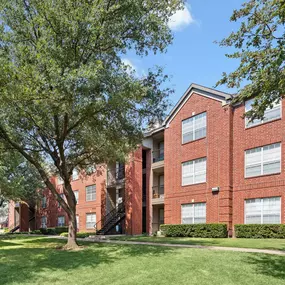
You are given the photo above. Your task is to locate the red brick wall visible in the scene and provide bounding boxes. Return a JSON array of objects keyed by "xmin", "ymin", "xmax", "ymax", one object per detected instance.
[
  {"xmin": 164, "ymin": 93, "xmax": 233, "ymax": 230},
  {"xmin": 36, "ymin": 166, "xmax": 106, "ymax": 232},
  {"xmin": 232, "ymin": 100, "xmax": 285, "ymax": 228},
  {"xmin": 125, "ymin": 147, "xmax": 143, "ymax": 235}
]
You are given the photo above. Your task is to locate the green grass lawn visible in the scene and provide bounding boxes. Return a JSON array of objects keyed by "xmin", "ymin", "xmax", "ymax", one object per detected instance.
[
  {"xmin": 109, "ymin": 235, "xmax": 285, "ymax": 251},
  {"xmin": 1, "ymin": 236, "xmax": 285, "ymax": 285}
]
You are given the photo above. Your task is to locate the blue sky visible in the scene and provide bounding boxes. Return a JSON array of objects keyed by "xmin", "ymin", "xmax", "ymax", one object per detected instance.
[{"xmin": 123, "ymin": 0, "xmax": 246, "ymax": 107}]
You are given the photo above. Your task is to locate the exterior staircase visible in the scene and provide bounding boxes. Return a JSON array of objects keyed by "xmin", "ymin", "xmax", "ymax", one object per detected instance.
[{"xmin": 96, "ymin": 200, "xmax": 126, "ymax": 235}]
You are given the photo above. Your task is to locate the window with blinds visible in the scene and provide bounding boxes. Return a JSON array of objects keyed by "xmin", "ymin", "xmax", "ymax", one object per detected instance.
[
  {"xmin": 86, "ymin": 213, "xmax": 96, "ymax": 229},
  {"xmin": 181, "ymin": 203, "xmax": 206, "ymax": 224},
  {"xmin": 57, "ymin": 216, "xmax": 65, "ymax": 227},
  {"xmin": 245, "ymin": 99, "xmax": 281, "ymax": 128},
  {"xmin": 182, "ymin": 112, "xmax": 207, "ymax": 144},
  {"xmin": 182, "ymin": 157, "xmax": 206, "ymax": 185},
  {"xmin": 245, "ymin": 143, "xmax": 281, "ymax": 178},
  {"xmin": 86, "ymin": 185, "xmax": 96, "ymax": 201},
  {"xmin": 245, "ymin": 197, "xmax": 281, "ymax": 224}
]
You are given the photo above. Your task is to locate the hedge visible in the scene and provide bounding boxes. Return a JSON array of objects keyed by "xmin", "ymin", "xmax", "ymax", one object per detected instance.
[
  {"xmin": 160, "ymin": 224, "xmax": 228, "ymax": 238},
  {"xmin": 60, "ymin": 232, "xmax": 96, "ymax": 238},
  {"xmin": 235, "ymin": 224, "xmax": 285, "ymax": 239},
  {"xmin": 39, "ymin": 227, "xmax": 68, "ymax": 235}
]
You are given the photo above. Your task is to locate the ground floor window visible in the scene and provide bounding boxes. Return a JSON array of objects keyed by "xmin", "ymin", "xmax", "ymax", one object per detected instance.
[
  {"xmin": 86, "ymin": 213, "xmax": 96, "ymax": 229},
  {"xmin": 41, "ymin": 216, "xmax": 47, "ymax": 228},
  {"xmin": 181, "ymin": 203, "xmax": 206, "ymax": 224},
  {"xmin": 57, "ymin": 216, "xmax": 65, "ymax": 227},
  {"xmin": 76, "ymin": 215, "xmax": 79, "ymax": 230},
  {"xmin": 245, "ymin": 197, "xmax": 281, "ymax": 224}
]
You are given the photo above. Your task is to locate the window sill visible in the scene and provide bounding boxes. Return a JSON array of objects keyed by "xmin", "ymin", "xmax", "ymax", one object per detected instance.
[
  {"xmin": 245, "ymin": 172, "xmax": 281, "ymax": 179},
  {"xmin": 182, "ymin": 182, "xmax": 206, "ymax": 187},
  {"xmin": 245, "ymin": 117, "xmax": 281, "ymax": 130}
]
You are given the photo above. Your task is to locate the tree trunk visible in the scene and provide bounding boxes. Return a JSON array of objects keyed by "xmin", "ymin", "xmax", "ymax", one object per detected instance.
[{"xmin": 64, "ymin": 211, "xmax": 78, "ymax": 249}]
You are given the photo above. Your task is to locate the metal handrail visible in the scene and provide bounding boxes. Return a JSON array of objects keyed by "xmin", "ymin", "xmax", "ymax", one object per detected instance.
[
  {"xmin": 152, "ymin": 185, "xmax": 164, "ymax": 198},
  {"xmin": 94, "ymin": 199, "xmax": 126, "ymax": 232},
  {"xmin": 152, "ymin": 149, "xmax": 164, "ymax": 163}
]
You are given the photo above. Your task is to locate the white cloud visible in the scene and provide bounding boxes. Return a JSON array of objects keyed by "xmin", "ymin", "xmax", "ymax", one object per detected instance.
[
  {"xmin": 168, "ymin": 5, "xmax": 194, "ymax": 31},
  {"xmin": 121, "ymin": 58, "xmax": 136, "ymax": 75}
]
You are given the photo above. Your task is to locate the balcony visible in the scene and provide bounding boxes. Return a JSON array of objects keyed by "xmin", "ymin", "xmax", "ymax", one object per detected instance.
[
  {"xmin": 107, "ymin": 164, "xmax": 125, "ymax": 187},
  {"xmin": 152, "ymin": 148, "xmax": 164, "ymax": 170},
  {"xmin": 152, "ymin": 185, "xmax": 164, "ymax": 204}
]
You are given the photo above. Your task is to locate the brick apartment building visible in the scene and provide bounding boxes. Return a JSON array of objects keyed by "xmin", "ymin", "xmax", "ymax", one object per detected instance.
[{"xmin": 8, "ymin": 83, "xmax": 284, "ymax": 236}]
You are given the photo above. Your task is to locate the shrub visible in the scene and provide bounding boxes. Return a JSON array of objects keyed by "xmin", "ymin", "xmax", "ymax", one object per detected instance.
[
  {"xmin": 30, "ymin": 230, "xmax": 42, "ymax": 235},
  {"xmin": 160, "ymin": 224, "xmax": 228, "ymax": 238},
  {"xmin": 60, "ymin": 232, "xmax": 96, "ymax": 238},
  {"xmin": 39, "ymin": 227, "xmax": 56, "ymax": 235},
  {"xmin": 54, "ymin": 227, "xmax": 68, "ymax": 235},
  {"xmin": 235, "ymin": 224, "xmax": 285, "ymax": 238}
]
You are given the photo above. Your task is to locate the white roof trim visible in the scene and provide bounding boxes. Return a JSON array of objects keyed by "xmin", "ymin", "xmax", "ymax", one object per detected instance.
[{"xmin": 163, "ymin": 83, "xmax": 232, "ymax": 128}]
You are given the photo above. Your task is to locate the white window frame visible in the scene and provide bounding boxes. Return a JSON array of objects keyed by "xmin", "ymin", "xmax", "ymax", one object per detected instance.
[
  {"xmin": 74, "ymin": 190, "xmax": 79, "ymax": 204},
  {"xmin": 41, "ymin": 216, "xmax": 47, "ymax": 228},
  {"xmin": 181, "ymin": 203, "xmax": 206, "ymax": 224},
  {"xmin": 86, "ymin": 213, "xmax": 96, "ymax": 229},
  {"xmin": 245, "ymin": 143, "xmax": 281, "ymax": 178},
  {"xmin": 72, "ymin": 168, "xmax": 79, "ymax": 180},
  {"xmin": 57, "ymin": 216, "xmax": 65, "ymax": 227},
  {"xmin": 245, "ymin": 98, "xmax": 281, "ymax": 128},
  {"xmin": 86, "ymin": 185, "xmax": 96, "ymax": 201},
  {"xmin": 41, "ymin": 196, "xmax": 47, "ymax": 208},
  {"xmin": 182, "ymin": 157, "xmax": 207, "ymax": 186},
  {"xmin": 76, "ymin": 215, "xmax": 79, "ymax": 230},
  {"xmin": 182, "ymin": 112, "xmax": 207, "ymax": 144},
  {"xmin": 244, "ymin": 197, "xmax": 281, "ymax": 224}
]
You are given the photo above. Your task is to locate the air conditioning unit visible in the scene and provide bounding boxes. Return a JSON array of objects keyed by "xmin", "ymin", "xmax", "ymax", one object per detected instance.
[{"xmin": 212, "ymin": 187, "xmax": 220, "ymax": 193}]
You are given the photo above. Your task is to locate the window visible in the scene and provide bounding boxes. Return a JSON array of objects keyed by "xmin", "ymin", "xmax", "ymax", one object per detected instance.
[
  {"xmin": 57, "ymin": 216, "xmax": 65, "ymax": 227},
  {"xmin": 58, "ymin": 193, "xmax": 65, "ymax": 208},
  {"xmin": 182, "ymin": 112, "xmax": 207, "ymax": 144},
  {"xmin": 72, "ymin": 169, "xmax": 79, "ymax": 180},
  {"xmin": 41, "ymin": 216, "xmax": 47, "ymax": 228},
  {"xmin": 57, "ymin": 176, "xmax": 64, "ymax": 184},
  {"xmin": 245, "ymin": 143, "xmax": 281, "ymax": 178},
  {"xmin": 245, "ymin": 99, "xmax": 281, "ymax": 128},
  {"xmin": 181, "ymin": 203, "xmax": 206, "ymax": 224},
  {"xmin": 182, "ymin": 157, "xmax": 206, "ymax": 186},
  {"xmin": 245, "ymin": 197, "xmax": 281, "ymax": 224},
  {"xmin": 41, "ymin": 197, "xmax": 47, "ymax": 208},
  {"xmin": 76, "ymin": 215, "xmax": 79, "ymax": 230},
  {"xmin": 74, "ymin": 190, "xmax": 79, "ymax": 204},
  {"xmin": 86, "ymin": 185, "xmax": 96, "ymax": 201},
  {"xmin": 86, "ymin": 213, "xmax": 96, "ymax": 229},
  {"xmin": 86, "ymin": 165, "xmax": 96, "ymax": 175}
]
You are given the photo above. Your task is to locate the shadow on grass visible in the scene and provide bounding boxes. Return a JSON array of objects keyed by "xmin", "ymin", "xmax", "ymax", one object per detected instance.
[
  {"xmin": 0, "ymin": 236, "xmax": 173, "ymax": 285},
  {"xmin": 246, "ymin": 254, "xmax": 285, "ymax": 280}
]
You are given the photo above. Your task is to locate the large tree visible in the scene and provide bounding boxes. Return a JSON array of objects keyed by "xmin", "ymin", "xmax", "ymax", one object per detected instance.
[
  {"xmin": 217, "ymin": 0, "xmax": 285, "ymax": 120},
  {"xmin": 0, "ymin": 0, "xmax": 182, "ymax": 248}
]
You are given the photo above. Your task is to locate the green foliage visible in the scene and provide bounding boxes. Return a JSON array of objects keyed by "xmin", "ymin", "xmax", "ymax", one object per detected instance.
[
  {"xmin": 30, "ymin": 230, "xmax": 42, "ymax": 235},
  {"xmin": 235, "ymin": 224, "xmax": 285, "ymax": 238},
  {"xmin": 217, "ymin": 0, "xmax": 285, "ymax": 120},
  {"xmin": 160, "ymin": 224, "xmax": 228, "ymax": 238},
  {"xmin": 0, "ymin": 152, "xmax": 43, "ymax": 203},
  {"xmin": 60, "ymin": 232, "xmax": 96, "ymax": 238},
  {"xmin": 39, "ymin": 227, "xmax": 68, "ymax": 235},
  {"xmin": 0, "ymin": 0, "xmax": 182, "ymax": 242}
]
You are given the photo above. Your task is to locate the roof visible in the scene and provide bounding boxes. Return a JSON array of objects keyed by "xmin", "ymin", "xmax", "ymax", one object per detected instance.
[
  {"xmin": 145, "ymin": 83, "xmax": 234, "ymax": 135},
  {"xmin": 163, "ymin": 83, "xmax": 233, "ymax": 127}
]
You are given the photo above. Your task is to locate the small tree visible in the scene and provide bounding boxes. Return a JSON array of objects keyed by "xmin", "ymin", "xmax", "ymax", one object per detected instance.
[
  {"xmin": 217, "ymin": 0, "xmax": 285, "ymax": 119},
  {"xmin": 0, "ymin": 151, "xmax": 43, "ymax": 205},
  {"xmin": 0, "ymin": 0, "xmax": 183, "ymax": 248}
]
